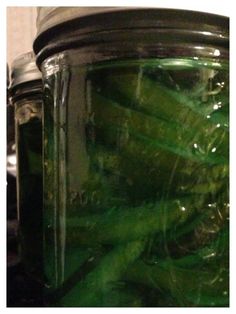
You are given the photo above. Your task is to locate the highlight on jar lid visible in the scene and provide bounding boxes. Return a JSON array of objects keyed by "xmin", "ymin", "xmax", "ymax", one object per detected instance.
[
  {"xmin": 10, "ymin": 51, "xmax": 42, "ymax": 89},
  {"xmin": 36, "ymin": 6, "xmax": 132, "ymax": 36}
]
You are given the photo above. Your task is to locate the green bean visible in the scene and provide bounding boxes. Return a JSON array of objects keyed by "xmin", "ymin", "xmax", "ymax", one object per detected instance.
[
  {"xmin": 125, "ymin": 258, "xmax": 229, "ymax": 306},
  {"xmin": 59, "ymin": 240, "xmax": 145, "ymax": 306},
  {"xmin": 60, "ymin": 197, "xmax": 207, "ymax": 246},
  {"xmin": 90, "ymin": 92, "xmax": 228, "ymax": 165},
  {"xmin": 162, "ymin": 226, "xmax": 229, "ymax": 268},
  {"xmin": 86, "ymin": 133, "xmax": 227, "ymax": 206},
  {"xmin": 89, "ymin": 66, "xmax": 228, "ymax": 132},
  {"xmin": 124, "ymin": 227, "xmax": 229, "ymax": 306}
]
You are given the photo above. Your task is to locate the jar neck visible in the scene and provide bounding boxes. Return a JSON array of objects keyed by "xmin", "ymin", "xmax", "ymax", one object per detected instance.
[
  {"xmin": 41, "ymin": 44, "xmax": 228, "ymax": 79},
  {"xmin": 33, "ymin": 9, "xmax": 229, "ymax": 68}
]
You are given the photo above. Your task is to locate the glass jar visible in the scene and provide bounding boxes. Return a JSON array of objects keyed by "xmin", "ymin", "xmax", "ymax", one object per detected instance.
[
  {"xmin": 34, "ymin": 8, "xmax": 229, "ymax": 307},
  {"xmin": 7, "ymin": 63, "xmax": 16, "ymax": 177},
  {"xmin": 10, "ymin": 52, "xmax": 43, "ymax": 286}
]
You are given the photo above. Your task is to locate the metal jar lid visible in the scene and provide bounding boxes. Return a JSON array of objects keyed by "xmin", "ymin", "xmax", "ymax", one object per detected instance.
[
  {"xmin": 10, "ymin": 51, "xmax": 42, "ymax": 89},
  {"xmin": 36, "ymin": 7, "xmax": 131, "ymax": 36}
]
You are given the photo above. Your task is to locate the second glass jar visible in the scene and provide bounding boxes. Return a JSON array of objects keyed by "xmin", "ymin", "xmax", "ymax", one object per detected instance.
[{"xmin": 10, "ymin": 52, "xmax": 43, "ymax": 287}]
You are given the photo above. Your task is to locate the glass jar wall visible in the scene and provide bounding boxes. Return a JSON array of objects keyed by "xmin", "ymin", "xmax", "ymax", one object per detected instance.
[
  {"xmin": 34, "ymin": 8, "xmax": 229, "ymax": 307},
  {"xmin": 10, "ymin": 52, "xmax": 43, "ymax": 286}
]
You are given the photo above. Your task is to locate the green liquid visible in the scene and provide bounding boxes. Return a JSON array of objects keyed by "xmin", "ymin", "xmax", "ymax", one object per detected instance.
[
  {"xmin": 43, "ymin": 58, "xmax": 229, "ymax": 307},
  {"xmin": 17, "ymin": 115, "xmax": 43, "ymax": 282}
]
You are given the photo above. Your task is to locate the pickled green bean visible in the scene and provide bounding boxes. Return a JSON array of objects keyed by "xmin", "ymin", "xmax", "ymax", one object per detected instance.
[{"xmin": 59, "ymin": 240, "xmax": 145, "ymax": 306}]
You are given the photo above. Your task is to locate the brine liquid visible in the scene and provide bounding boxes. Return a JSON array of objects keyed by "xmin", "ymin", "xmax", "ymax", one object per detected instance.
[
  {"xmin": 43, "ymin": 57, "xmax": 229, "ymax": 307},
  {"xmin": 16, "ymin": 101, "xmax": 43, "ymax": 284}
]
